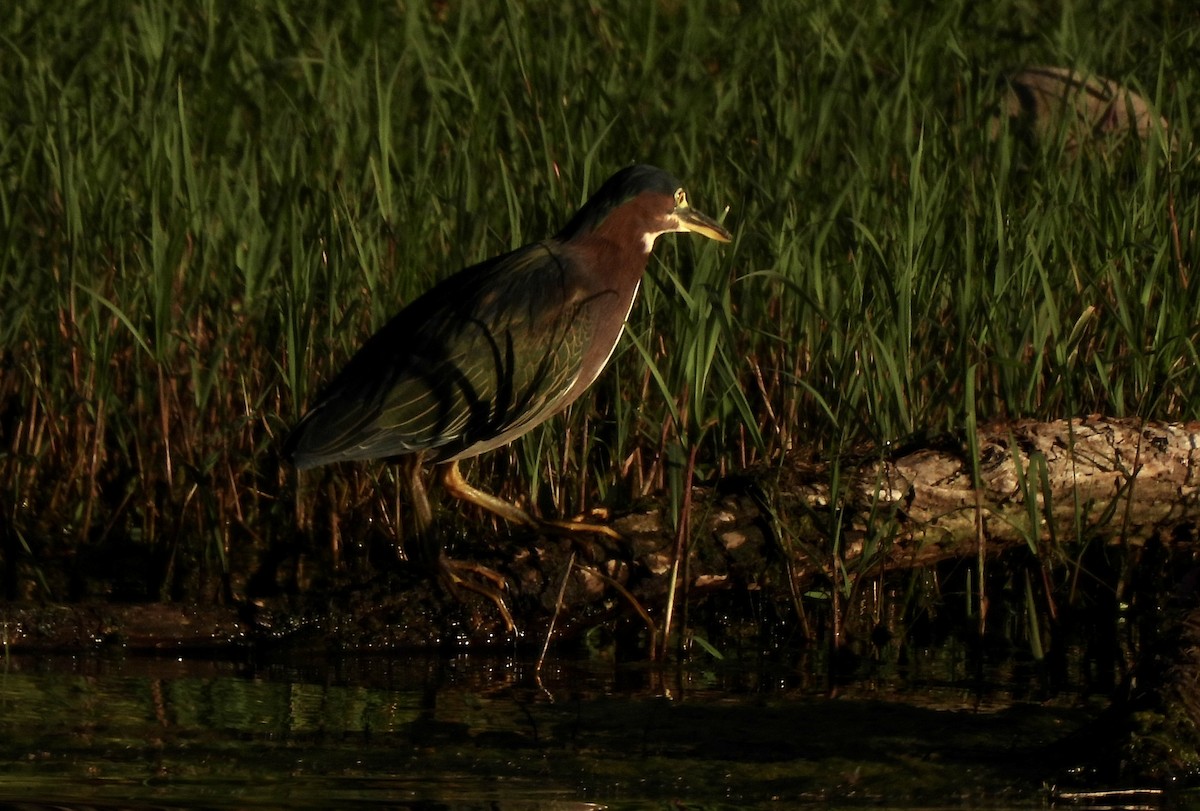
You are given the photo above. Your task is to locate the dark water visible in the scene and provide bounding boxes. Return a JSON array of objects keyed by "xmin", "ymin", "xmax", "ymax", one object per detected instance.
[{"xmin": 0, "ymin": 643, "xmax": 1160, "ymax": 809}]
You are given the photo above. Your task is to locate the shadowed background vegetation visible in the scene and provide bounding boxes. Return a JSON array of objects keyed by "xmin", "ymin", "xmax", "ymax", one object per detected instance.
[{"xmin": 1, "ymin": 0, "xmax": 1197, "ymax": 636}]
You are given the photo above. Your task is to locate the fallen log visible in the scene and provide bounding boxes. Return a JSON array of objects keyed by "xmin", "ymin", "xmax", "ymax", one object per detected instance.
[{"xmin": 612, "ymin": 415, "xmax": 1200, "ymax": 592}]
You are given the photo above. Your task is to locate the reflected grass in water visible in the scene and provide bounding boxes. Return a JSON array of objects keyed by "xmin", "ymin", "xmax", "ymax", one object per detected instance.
[{"xmin": 0, "ymin": 650, "xmax": 1098, "ymax": 808}]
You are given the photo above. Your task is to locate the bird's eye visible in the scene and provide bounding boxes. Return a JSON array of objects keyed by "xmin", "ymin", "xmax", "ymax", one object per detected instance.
[{"xmin": 674, "ymin": 189, "xmax": 688, "ymax": 208}]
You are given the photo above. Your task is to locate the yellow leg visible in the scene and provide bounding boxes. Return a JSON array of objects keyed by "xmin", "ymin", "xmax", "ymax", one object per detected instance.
[
  {"xmin": 390, "ymin": 458, "xmax": 511, "ymax": 632},
  {"xmin": 440, "ymin": 459, "xmax": 537, "ymax": 526},
  {"xmin": 422, "ymin": 459, "xmax": 627, "ymax": 633},
  {"xmin": 403, "ymin": 453, "xmax": 433, "ymax": 532},
  {"xmin": 439, "ymin": 460, "xmax": 621, "ymax": 539}
]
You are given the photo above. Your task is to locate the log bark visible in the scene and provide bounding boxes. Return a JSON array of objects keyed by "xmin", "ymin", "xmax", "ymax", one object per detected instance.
[{"xmin": 612, "ymin": 415, "xmax": 1200, "ymax": 591}]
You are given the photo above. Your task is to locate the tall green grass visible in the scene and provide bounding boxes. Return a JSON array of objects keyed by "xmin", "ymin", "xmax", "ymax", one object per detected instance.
[{"xmin": 0, "ymin": 0, "xmax": 1197, "ymax": 618}]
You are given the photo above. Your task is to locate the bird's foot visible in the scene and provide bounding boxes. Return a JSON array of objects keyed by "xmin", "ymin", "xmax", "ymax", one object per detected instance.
[
  {"xmin": 437, "ymin": 553, "xmax": 516, "ymax": 634},
  {"xmin": 538, "ymin": 508, "xmax": 622, "ymax": 540}
]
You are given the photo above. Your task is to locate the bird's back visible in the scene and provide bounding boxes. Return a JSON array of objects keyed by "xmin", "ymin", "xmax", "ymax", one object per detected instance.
[{"xmin": 285, "ymin": 240, "xmax": 614, "ymax": 469}]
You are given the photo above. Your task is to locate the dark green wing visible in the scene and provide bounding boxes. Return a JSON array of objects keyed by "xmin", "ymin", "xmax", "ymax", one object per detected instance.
[{"xmin": 286, "ymin": 241, "xmax": 610, "ymax": 468}]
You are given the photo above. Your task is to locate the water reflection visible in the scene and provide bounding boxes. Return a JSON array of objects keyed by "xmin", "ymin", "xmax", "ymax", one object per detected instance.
[{"xmin": 0, "ymin": 646, "xmax": 1100, "ymax": 808}]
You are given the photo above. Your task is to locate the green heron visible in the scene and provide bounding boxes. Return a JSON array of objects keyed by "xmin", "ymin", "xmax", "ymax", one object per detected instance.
[{"xmin": 285, "ymin": 164, "xmax": 731, "ymax": 624}]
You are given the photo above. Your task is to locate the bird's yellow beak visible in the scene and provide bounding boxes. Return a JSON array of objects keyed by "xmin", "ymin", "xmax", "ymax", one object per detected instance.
[{"xmin": 674, "ymin": 193, "xmax": 732, "ymax": 243}]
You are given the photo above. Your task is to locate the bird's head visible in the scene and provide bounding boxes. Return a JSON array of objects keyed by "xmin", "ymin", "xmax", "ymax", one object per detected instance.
[{"xmin": 556, "ymin": 164, "xmax": 731, "ymax": 252}]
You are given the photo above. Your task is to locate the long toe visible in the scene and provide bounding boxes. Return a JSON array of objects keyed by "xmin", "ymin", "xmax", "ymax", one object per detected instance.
[
  {"xmin": 538, "ymin": 517, "xmax": 622, "ymax": 540},
  {"xmin": 437, "ymin": 553, "xmax": 516, "ymax": 634}
]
